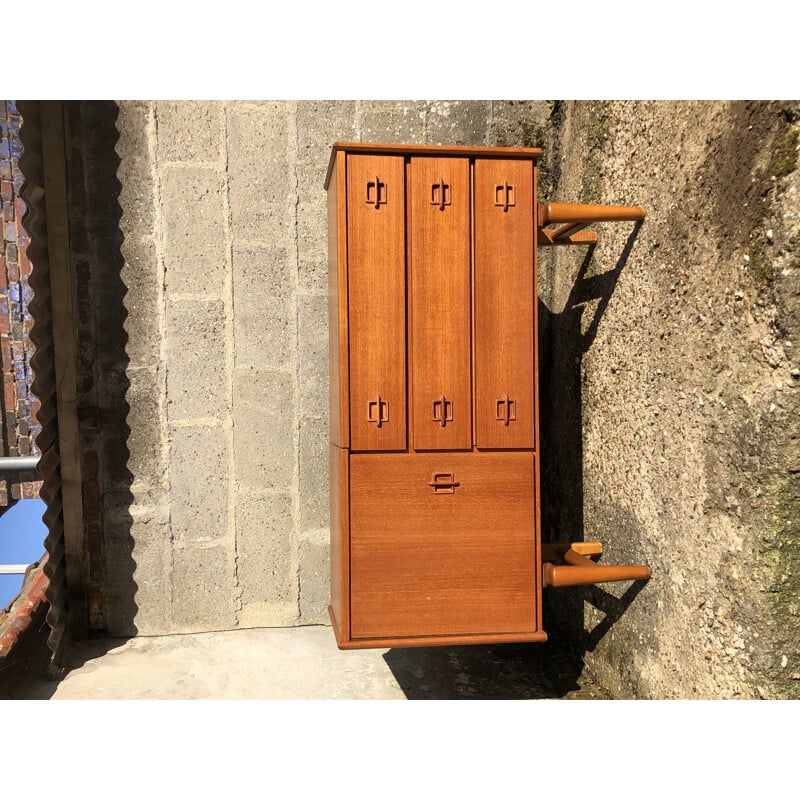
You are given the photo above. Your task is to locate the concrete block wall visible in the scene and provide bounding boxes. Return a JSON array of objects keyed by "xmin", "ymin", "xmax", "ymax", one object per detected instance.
[
  {"xmin": 106, "ymin": 100, "xmax": 550, "ymax": 636},
  {"xmin": 55, "ymin": 98, "xmax": 799, "ymax": 700}
]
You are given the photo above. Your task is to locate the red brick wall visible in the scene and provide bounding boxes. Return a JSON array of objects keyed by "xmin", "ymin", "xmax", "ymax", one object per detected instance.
[{"xmin": 0, "ymin": 100, "xmax": 41, "ymax": 504}]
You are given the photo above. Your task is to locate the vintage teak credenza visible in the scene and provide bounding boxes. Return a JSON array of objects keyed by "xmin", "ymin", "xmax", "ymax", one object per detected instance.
[{"xmin": 326, "ymin": 142, "xmax": 650, "ymax": 650}]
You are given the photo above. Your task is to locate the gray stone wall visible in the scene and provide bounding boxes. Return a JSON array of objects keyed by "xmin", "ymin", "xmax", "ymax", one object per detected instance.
[
  {"xmin": 96, "ymin": 99, "xmax": 800, "ymax": 700},
  {"xmin": 108, "ymin": 100, "xmax": 551, "ymax": 636},
  {"xmin": 76, "ymin": 96, "xmax": 800, "ymax": 700}
]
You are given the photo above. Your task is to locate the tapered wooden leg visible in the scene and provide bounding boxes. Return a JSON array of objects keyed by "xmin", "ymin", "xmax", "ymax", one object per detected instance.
[
  {"xmin": 542, "ymin": 546, "xmax": 651, "ymax": 588},
  {"xmin": 537, "ymin": 202, "xmax": 645, "ymax": 247},
  {"xmin": 541, "ymin": 541, "xmax": 603, "ymax": 562}
]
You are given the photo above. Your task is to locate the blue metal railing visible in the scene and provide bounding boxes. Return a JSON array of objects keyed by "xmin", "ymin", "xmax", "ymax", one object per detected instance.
[{"xmin": 0, "ymin": 457, "xmax": 43, "ymax": 607}]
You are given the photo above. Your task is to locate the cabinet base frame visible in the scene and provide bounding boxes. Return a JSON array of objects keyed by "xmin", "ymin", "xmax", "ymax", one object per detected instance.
[{"xmin": 330, "ymin": 606, "xmax": 547, "ymax": 649}]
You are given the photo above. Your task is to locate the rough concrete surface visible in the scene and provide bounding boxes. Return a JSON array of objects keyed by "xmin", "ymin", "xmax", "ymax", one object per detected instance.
[
  {"xmin": 540, "ymin": 101, "xmax": 800, "ymax": 699},
  {"xmin": 1, "ymin": 625, "xmax": 607, "ymax": 700},
  {"xmin": 38, "ymin": 99, "xmax": 799, "ymax": 700}
]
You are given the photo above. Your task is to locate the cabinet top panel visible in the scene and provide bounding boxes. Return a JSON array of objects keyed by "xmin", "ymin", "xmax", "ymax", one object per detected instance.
[{"xmin": 324, "ymin": 141, "xmax": 542, "ymax": 189}]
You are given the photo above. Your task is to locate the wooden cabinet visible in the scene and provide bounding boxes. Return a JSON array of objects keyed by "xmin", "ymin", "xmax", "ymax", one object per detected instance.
[{"xmin": 326, "ymin": 142, "xmax": 546, "ymax": 648}]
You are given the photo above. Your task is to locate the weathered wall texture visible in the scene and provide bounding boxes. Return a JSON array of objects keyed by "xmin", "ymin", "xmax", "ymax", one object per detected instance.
[
  {"xmin": 540, "ymin": 101, "xmax": 800, "ymax": 699},
  {"xmin": 98, "ymin": 100, "xmax": 550, "ymax": 636},
  {"xmin": 72, "ymin": 99, "xmax": 799, "ymax": 699}
]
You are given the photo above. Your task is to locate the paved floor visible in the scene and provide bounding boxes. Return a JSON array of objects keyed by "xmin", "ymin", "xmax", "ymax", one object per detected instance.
[{"xmin": 1, "ymin": 622, "xmax": 608, "ymax": 700}]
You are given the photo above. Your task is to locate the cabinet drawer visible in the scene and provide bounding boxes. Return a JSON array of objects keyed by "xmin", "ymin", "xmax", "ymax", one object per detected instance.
[
  {"xmin": 474, "ymin": 158, "xmax": 536, "ymax": 449},
  {"xmin": 409, "ymin": 157, "xmax": 472, "ymax": 451},
  {"xmin": 347, "ymin": 153, "xmax": 407, "ymax": 451},
  {"xmin": 350, "ymin": 451, "xmax": 539, "ymax": 640}
]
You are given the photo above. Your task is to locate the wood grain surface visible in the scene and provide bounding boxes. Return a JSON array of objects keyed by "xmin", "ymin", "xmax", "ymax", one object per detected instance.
[
  {"xmin": 328, "ymin": 144, "xmax": 546, "ymax": 649},
  {"xmin": 327, "ymin": 150, "xmax": 349, "ymax": 447},
  {"xmin": 347, "ymin": 154, "xmax": 407, "ymax": 451},
  {"xmin": 410, "ymin": 157, "xmax": 472, "ymax": 451},
  {"xmin": 325, "ymin": 142, "xmax": 542, "ymax": 188},
  {"xmin": 349, "ymin": 451, "xmax": 539, "ymax": 640},
  {"xmin": 473, "ymin": 158, "xmax": 535, "ymax": 449},
  {"xmin": 328, "ymin": 444, "xmax": 350, "ymax": 640}
]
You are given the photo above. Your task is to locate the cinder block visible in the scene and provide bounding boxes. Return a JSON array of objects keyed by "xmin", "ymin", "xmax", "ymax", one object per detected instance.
[
  {"xmin": 172, "ymin": 541, "xmax": 237, "ymax": 630},
  {"xmin": 235, "ymin": 492, "xmax": 298, "ymax": 625},
  {"xmin": 161, "ymin": 164, "xmax": 227, "ymax": 295},
  {"xmin": 298, "ymin": 293, "xmax": 328, "ymax": 419},
  {"xmin": 157, "ymin": 101, "xmax": 224, "ymax": 163},
  {"xmin": 295, "ymin": 101, "xmax": 358, "ymax": 292},
  {"xmin": 232, "ymin": 243, "xmax": 294, "ymax": 369},
  {"xmin": 227, "ymin": 103, "xmax": 294, "ymax": 243},
  {"xmin": 233, "ymin": 368, "xmax": 294, "ymax": 492},
  {"xmin": 296, "ymin": 101, "xmax": 358, "ymax": 167},
  {"xmin": 299, "ymin": 529, "xmax": 330, "ymax": 624},
  {"xmin": 104, "ymin": 504, "xmax": 170, "ymax": 636},
  {"xmin": 165, "ymin": 297, "xmax": 226, "ymax": 421},
  {"xmin": 119, "ymin": 366, "xmax": 163, "ymax": 491},
  {"xmin": 120, "ymin": 239, "xmax": 161, "ymax": 369},
  {"xmin": 169, "ymin": 424, "xmax": 230, "ymax": 541},
  {"xmin": 116, "ymin": 101, "xmax": 157, "ymax": 234},
  {"xmin": 296, "ymin": 193, "xmax": 327, "ymax": 293},
  {"xmin": 100, "ymin": 366, "xmax": 144, "ymax": 509},
  {"xmin": 299, "ymin": 416, "xmax": 330, "ymax": 532},
  {"xmin": 486, "ymin": 101, "xmax": 552, "ymax": 148},
  {"xmin": 425, "ymin": 100, "xmax": 492, "ymax": 145},
  {"xmin": 360, "ymin": 100, "xmax": 427, "ymax": 144}
]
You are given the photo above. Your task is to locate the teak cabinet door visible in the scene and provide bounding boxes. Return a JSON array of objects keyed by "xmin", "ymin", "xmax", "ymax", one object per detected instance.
[
  {"xmin": 410, "ymin": 157, "xmax": 472, "ymax": 451},
  {"xmin": 474, "ymin": 158, "xmax": 535, "ymax": 449},
  {"xmin": 347, "ymin": 154, "xmax": 407, "ymax": 451},
  {"xmin": 349, "ymin": 451, "xmax": 538, "ymax": 639}
]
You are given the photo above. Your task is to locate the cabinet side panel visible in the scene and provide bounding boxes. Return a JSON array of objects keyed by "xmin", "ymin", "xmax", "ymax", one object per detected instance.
[
  {"xmin": 410, "ymin": 157, "xmax": 472, "ymax": 450},
  {"xmin": 533, "ymin": 163, "xmax": 542, "ymax": 632},
  {"xmin": 347, "ymin": 154, "xmax": 407, "ymax": 451},
  {"xmin": 474, "ymin": 158, "xmax": 535, "ymax": 449},
  {"xmin": 329, "ymin": 443, "xmax": 350, "ymax": 642},
  {"xmin": 328, "ymin": 151, "xmax": 349, "ymax": 447}
]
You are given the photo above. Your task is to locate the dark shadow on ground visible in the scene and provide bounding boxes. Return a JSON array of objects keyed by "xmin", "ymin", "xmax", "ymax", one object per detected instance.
[
  {"xmin": 0, "ymin": 609, "xmax": 133, "ymax": 699},
  {"xmin": 383, "ymin": 630, "xmax": 603, "ymax": 700},
  {"xmin": 538, "ymin": 223, "xmax": 646, "ymax": 650},
  {"xmin": 580, "ymin": 580, "xmax": 650, "ymax": 652},
  {"xmin": 0, "ymin": 604, "xmax": 53, "ymax": 698}
]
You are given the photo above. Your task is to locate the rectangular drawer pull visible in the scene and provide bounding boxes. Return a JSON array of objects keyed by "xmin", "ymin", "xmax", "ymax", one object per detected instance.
[
  {"xmin": 432, "ymin": 395, "xmax": 453, "ymax": 427},
  {"xmin": 495, "ymin": 394, "xmax": 516, "ymax": 426},
  {"xmin": 429, "ymin": 472, "xmax": 459, "ymax": 494}
]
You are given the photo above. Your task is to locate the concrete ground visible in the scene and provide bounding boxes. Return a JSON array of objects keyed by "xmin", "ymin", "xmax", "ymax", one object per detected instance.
[{"xmin": 1, "ymin": 622, "xmax": 608, "ymax": 700}]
